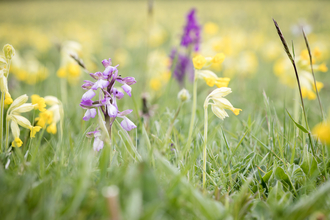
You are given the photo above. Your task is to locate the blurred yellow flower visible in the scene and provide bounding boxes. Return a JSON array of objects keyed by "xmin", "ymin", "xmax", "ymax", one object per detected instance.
[
  {"xmin": 12, "ymin": 137, "xmax": 23, "ymax": 148},
  {"xmin": 211, "ymin": 53, "xmax": 225, "ymax": 64},
  {"xmin": 312, "ymin": 122, "xmax": 330, "ymax": 144},
  {"xmin": 31, "ymin": 95, "xmax": 46, "ymax": 112},
  {"xmin": 47, "ymin": 123, "xmax": 57, "ymax": 134},
  {"xmin": 35, "ymin": 96, "xmax": 63, "ymax": 135},
  {"xmin": 57, "ymin": 41, "xmax": 82, "ymax": 84},
  {"xmin": 4, "ymin": 92, "xmax": 13, "ymax": 105},
  {"xmin": 11, "ymin": 52, "xmax": 49, "ymax": 85},
  {"xmin": 204, "ymin": 22, "xmax": 219, "ymax": 36},
  {"xmin": 193, "ymin": 55, "xmax": 206, "ymax": 69},
  {"xmin": 150, "ymin": 79, "xmax": 161, "ymax": 91},
  {"xmin": 196, "ymin": 70, "xmax": 230, "ymax": 88},
  {"xmin": 274, "ymin": 47, "xmax": 327, "ymax": 100},
  {"xmin": 318, "ymin": 63, "xmax": 328, "ymax": 72}
]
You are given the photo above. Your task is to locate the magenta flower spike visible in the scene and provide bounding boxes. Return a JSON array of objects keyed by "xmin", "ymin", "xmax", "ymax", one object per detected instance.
[{"xmin": 80, "ymin": 58, "xmax": 137, "ymax": 151}]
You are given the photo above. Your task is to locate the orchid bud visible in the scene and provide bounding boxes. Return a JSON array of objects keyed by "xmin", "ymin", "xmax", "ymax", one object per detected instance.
[{"xmin": 178, "ymin": 88, "xmax": 190, "ymax": 102}]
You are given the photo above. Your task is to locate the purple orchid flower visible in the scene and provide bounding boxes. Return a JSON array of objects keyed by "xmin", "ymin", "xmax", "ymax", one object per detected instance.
[
  {"xmin": 80, "ymin": 58, "xmax": 137, "ymax": 151},
  {"xmin": 180, "ymin": 8, "xmax": 201, "ymax": 52}
]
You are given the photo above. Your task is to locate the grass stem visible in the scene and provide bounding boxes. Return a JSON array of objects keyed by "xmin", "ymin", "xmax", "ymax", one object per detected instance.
[
  {"xmin": 203, "ymin": 104, "xmax": 208, "ymax": 188},
  {"xmin": 185, "ymin": 73, "xmax": 197, "ymax": 154},
  {"xmin": 0, "ymin": 91, "xmax": 4, "ymax": 152}
]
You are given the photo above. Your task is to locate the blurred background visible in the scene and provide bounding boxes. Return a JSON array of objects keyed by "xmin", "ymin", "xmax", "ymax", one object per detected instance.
[{"xmin": 0, "ymin": 0, "xmax": 329, "ymax": 124}]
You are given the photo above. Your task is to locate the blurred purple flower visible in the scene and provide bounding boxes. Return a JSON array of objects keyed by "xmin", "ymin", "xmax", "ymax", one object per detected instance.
[
  {"xmin": 180, "ymin": 8, "xmax": 201, "ymax": 52},
  {"xmin": 169, "ymin": 49, "xmax": 194, "ymax": 85}
]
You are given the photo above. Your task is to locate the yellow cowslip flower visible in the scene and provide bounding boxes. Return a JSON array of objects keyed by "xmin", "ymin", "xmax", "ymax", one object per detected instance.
[
  {"xmin": 317, "ymin": 63, "xmax": 328, "ymax": 72},
  {"xmin": 46, "ymin": 123, "xmax": 57, "ymax": 134},
  {"xmin": 30, "ymin": 126, "xmax": 42, "ymax": 138},
  {"xmin": 300, "ymin": 50, "xmax": 309, "ymax": 61},
  {"xmin": 193, "ymin": 55, "xmax": 207, "ymax": 69},
  {"xmin": 10, "ymin": 119, "xmax": 22, "ymax": 147},
  {"xmin": 196, "ymin": 70, "xmax": 230, "ymax": 88},
  {"xmin": 31, "ymin": 94, "xmax": 46, "ymax": 112},
  {"xmin": 10, "ymin": 51, "xmax": 49, "ymax": 85},
  {"xmin": 35, "ymin": 96, "xmax": 63, "ymax": 135},
  {"xmin": 12, "ymin": 137, "xmax": 23, "ymax": 148},
  {"xmin": 299, "ymin": 71, "xmax": 323, "ymax": 100},
  {"xmin": 204, "ymin": 87, "xmax": 241, "ymax": 120},
  {"xmin": 67, "ymin": 63, "xmax": 80, "ymax": 77},
  {"xmin": 301, "ymin": 87, "xmax": 316, "ymax": 100},
  {"xmin": 57, "ymin": 41, "xmax": 82, "ymax": 83},
  {"xmin": 211, "ymin": 53, "xmax": 225, "ymax": 64},
  {"xmin": 312, "ymin": 122, "xmax": 330, "ymax": 144},
  {"xmin": 193, "ymin": 54, "xmax": 226, "ymax": 70},
  {"xmin": 274, "ymin": 49, "xmax": 326, "ymax": 100},
  {"xmin": 36, "ymin": 110, "xmax": 53, "ymax": 127},
  {"xmin": 57, "ymin": 67, "xmax": 66, "ymax": 78},
  {"xmin": 4, "ymin": 92, "xmax": 13, "ymax": 105},
  {"xmin": 7, "ymin": 94, "xmax": 42, "ymax": 147}
]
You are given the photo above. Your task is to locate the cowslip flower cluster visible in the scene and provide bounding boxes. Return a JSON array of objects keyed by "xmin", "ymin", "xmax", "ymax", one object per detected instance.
[
  {"xmin": 6, "ymin": 94, "xmax": 45, "ymax": 147},
  {"xmin": 80, "ymin": 58, "xmax": 137, "ymax": 151},
  {"xmin": 33, "ymin": 95, "xmax": 63, "ymax": 134},
  {"xmin": 274, "ymin": 47, "xmax": 327, "ymax": 100},
  {"xmin": 181, "ymin": 8, "xmax": 201, "ymax": 52},
  {"xmin": 11, "ymin": 52, "xmax": 49, "ymax": 85},
  {"xmin": 192, "ymin": 53, "xmax": 229, "ymax": 87},
  {"xmin": 57, "ymin": 41, "xmax": 82, "ymax": 84}
]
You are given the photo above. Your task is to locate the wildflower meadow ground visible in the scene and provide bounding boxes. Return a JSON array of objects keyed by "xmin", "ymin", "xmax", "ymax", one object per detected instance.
[{"xmin": 1, "ymin": 1, "xmax": 330, "ymax": 219}]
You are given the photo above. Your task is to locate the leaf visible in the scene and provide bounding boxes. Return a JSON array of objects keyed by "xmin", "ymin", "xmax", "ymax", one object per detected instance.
[
  {"xmin": 262, "ymin": 170, "xmax": 273, "ymax": 184},
  {"xmin": 275, "ymin": 167, "xmax": 294, "ymax": 190},
  {"xmin": 286, "ymin": 109, "xmax": 309, "ymax": 133}
]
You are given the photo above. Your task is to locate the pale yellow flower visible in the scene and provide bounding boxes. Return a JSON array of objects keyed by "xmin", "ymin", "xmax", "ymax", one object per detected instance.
[
  {"xmin": 196, "ymin": 70, "xmax": 230, "ymax": 88},
  {"xmin": 204, "ymin": 87, "xmax": 241, "ymax": 120}
]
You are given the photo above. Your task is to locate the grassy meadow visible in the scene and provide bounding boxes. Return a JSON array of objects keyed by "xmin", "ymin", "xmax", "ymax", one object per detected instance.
[{"xmin": 1, "ymin": 1, "xmax": 330, "ymax": 219}]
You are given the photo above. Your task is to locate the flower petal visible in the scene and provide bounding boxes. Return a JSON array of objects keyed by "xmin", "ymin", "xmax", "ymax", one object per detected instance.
[
  {"xmin": 91, "ymin": 79, "xmax": 109, "ymax": 90},
  {"xmin": 83, "ymin": 108, "xmax": 97, "ymax": 121},
  {"xmin": 121, "ymin": 84, "xmax": 132, "ymax": 97},
  {"xmin": 120, "ymin": 117, "xmax": 137, "ymax": 131},
  {"xmin": 82, "ymin": 89, "xmax": 95, "ymax": 101},
  {"xmin": 93, "ymin": 137, "xmax": 104, "ymax": 151}
]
